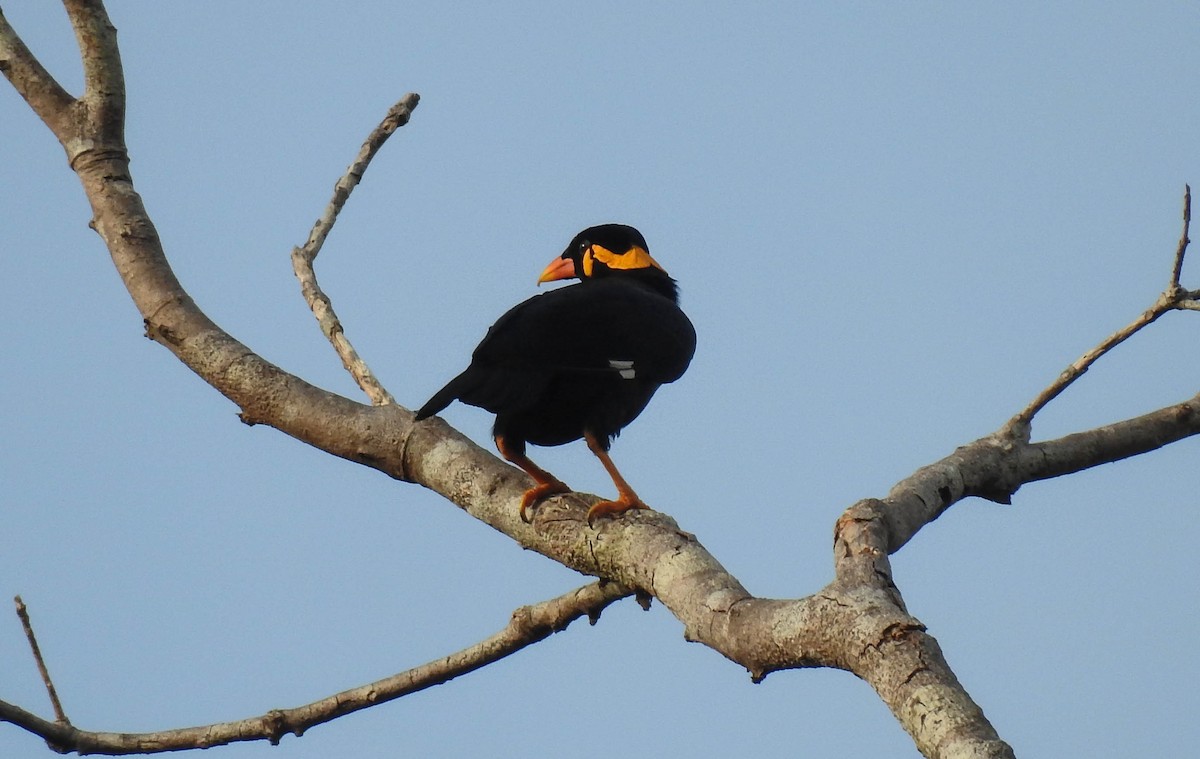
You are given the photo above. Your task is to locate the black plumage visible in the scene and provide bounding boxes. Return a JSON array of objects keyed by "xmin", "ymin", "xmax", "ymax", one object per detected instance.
[{"xmin": 415, "ymin": 223, "xmax": 695, "ymax": 523}]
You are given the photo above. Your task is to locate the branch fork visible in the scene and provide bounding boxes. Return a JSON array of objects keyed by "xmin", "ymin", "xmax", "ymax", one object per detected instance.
[{"xmin": 3, "ymin": 3, "xmax": 1198, "ymax": 757}]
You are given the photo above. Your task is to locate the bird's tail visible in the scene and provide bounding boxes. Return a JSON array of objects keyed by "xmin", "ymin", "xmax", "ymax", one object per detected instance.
[{"xmin": 413, "ymin": 372, "xmax": 469, "ymax": 421}]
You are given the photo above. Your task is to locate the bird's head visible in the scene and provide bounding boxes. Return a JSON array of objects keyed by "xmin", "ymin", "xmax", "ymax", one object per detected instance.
[{"xmin": 537, "ymin": 223, "xmax": 669, "ymax": 285}]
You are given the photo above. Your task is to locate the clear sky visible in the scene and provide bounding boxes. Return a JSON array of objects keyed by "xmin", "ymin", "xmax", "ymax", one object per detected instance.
[{"xmin": 3, "ymin": 3, "xmax": 1198, "ymax": 757}]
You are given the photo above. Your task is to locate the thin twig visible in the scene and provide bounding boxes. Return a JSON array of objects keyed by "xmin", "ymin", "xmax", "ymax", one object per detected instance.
[
  {"xmin": 291, "ymin": 93, "xmax": 420, "ymax": 406},
  {"xmin": 0, "ymin": 581, "xmax": 633, "ymax": 754},
  {"xmin": 13, "ymin": 596, "xmax": 70, "ymax": 725},
  {"xmin": 1170, "ymin": 184, "xmax": 1191, "ymax": 290},
  {"xmin": 300, "ymin": 93, "xmax": 420, "ymax": 261},
  {"xmin": 1004, "ymin": 186, "xmax": 1194, "ymax": 439},
  {"xmin": 1004, "ymin": 301, "xmax": 1171, "ymax": 438},
  {"xmin": 4, "ymin": 4, "xmax": 1190, "ymax": 757},
  {"xmin": 290, "ymin": 243, "xmax": 398, "ymax": 405}
]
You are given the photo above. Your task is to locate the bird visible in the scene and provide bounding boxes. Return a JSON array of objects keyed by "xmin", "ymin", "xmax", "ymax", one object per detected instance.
[{"xmin": 414, "ymin": 223, "xmax": 696, "ymax": 525}]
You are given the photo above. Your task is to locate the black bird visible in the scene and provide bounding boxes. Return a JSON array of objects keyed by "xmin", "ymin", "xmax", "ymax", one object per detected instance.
[{"xmin": 414, "ymin": 223, "xmax": 696, "ymax": 524}]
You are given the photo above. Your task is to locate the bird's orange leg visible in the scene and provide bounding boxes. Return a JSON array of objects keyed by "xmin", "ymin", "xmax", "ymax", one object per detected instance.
[
  {"xmin": 495, "ymin": 436, "xmax": 570, "ymax": 522},
  {"xmin": 583, "ymin": 431, "xmax": 649, "ymax": 526}
]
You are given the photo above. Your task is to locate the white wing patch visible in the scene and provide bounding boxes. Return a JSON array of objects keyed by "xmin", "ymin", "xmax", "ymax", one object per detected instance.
[{"xmin": 608, "ymin": 360, "xmax": 636, "ymax": 379}]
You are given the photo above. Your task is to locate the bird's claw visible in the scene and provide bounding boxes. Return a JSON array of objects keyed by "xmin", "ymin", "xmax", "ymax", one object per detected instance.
[
  {"xmin": 518, "ymin": 480, "xmax": 571, "ymax": 523},
  {"xmin": 585, "ymin": 497, "xmax": 649, "ymax": 527}
]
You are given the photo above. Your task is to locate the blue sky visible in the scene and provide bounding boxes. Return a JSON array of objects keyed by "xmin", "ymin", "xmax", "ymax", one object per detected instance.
[{"xmin": 3, "ymin": 3, "xmax": 1198, "ymax": 757}]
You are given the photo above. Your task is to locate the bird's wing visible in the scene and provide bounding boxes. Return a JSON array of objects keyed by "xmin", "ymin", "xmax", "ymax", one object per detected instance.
[
  {"xmin": 474, "ymin": 280, "xmax": 696, "ymax": 383},
  {"xmin": 415, "ymin": 280, "xmax": 695, "ymax": 419}
]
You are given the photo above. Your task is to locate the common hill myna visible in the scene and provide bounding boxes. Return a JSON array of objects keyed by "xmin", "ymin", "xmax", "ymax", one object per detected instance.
[{"xmin": 415, "ymin": 223, "xmax": 696, "ymax": 524}]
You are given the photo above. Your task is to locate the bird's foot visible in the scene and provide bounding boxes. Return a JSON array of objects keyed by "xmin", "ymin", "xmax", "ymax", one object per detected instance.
[
  {"xmin": 586, "ymin": 496, "xmax": 649, "ymax": 527},
  {"xmin": 519, "ymin": 480, "xmax": 571, "ymax": 523}
]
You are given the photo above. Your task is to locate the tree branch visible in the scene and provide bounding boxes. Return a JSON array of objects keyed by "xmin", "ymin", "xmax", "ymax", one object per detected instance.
[
  {"xmin": 0, "ymin": 7, "xmax": 75, "ymax": 136},
  {"xmin": 3, "ymin": 4, "xmax": 1196, "ymax": 758},
  {"xmin": 1005, "ymin": 184, "xmax": 1194, "ymax": 439},
  {"xmin": 12, "ymin": 598, "xmax": 69, "ymax": 727},
  {"xmin": 1170, "ymin": 184, "xmax": 1191, "ymax": 290},
  {"xmin": 290, "ymin": 94, "xmax": 421, "ymax": 406},
  {"xmin": 62, "ymin": 0, "xmax": 122, "ymax": 120},
  {"xmin": 1, "ymin": 581, "xmax": 633, "ymax": 754}
]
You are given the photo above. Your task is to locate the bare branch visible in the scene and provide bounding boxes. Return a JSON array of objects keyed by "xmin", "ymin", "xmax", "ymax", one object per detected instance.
[
  {"xmin": 1177, "ymin": 294, "xmax": 1200, "ymax": 311},
  {"xmin": 0, "ymin": 7, "xmax": 75, "ymax": 136},
  {"xmin": 291, "ymin": 94, "xmax": 421, "ymax": 406},
  {"xmin": 12, "ymin": 597, "xmax": 69, "ymax": 726},
  {"xmin": 1004, "ymin": 185, "xmax": 1195, "ymax": 438},
  {"xmin": 291, "ymin": 247, "xmax": 397, "ymax": 404},
  {"xmin": 57, "ymin": 0, "xmax": 125, "ymax": 158},
  {"xmin": 1004, "ymin": 301, "xmax": 1171, "ymax": 438},
  {"xmin": 1170, "ymin": 184, "xmax": 1191, "ymax": 290},
  {"xmin": 2, "ymin": 4, "xmax": 1193, "ymax": 757},
  {"xmin": 851, "ymin": 391, "xmax": 1200, "ymax": 560},
  {"xmin": 1022, "ymin": 394, "xmax": 1200, "ymax": 482},
  {"xmin": 1, "ymin": 581, "xmax": 633, "ymax": 754},
  {"xmin": 300, "ymin": 94, "xmax": 420, "ymax": 262}
]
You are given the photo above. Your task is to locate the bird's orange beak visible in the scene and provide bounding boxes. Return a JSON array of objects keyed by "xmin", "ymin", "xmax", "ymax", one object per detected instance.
[{"xmin": 537, "ymin": 255, "xmax": 577, "ymax": 285}]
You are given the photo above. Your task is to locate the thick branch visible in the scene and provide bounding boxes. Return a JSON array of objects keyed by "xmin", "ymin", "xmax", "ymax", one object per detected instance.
[
  {"xmin": 1023, "ymin": 396, "xmax": 1200, "ymax": 481},
  {"xmin": 63, "ymin": 0, "xmax": 123, "ymax": 133},
  {"xmin": 0, "ymin": 8, "xmax": 75, "ymax": 136},
  {"xmin": 2, "ymin": 4, "xmax": 1194, "ymax": 758},
  {"xmin": 834, "ymin": 393, "xmax": 1200, "ymax": 563}
]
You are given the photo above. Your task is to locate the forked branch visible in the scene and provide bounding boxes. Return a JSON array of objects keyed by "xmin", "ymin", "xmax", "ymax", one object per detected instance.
[
  {"xmin": 3, "ymin": 3, "xmax": 1197, "ymax": 758},
  {"xmin": 1, "ymin": 582, "xmax": 632, "ymax": 754},
  {"xmin": 290, "ymin": 94, "xmax": 421, "ymax": 406},
  {"xmin": 1004, "ymin": 185, "xmax": 1194, "ymax": 439}
]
